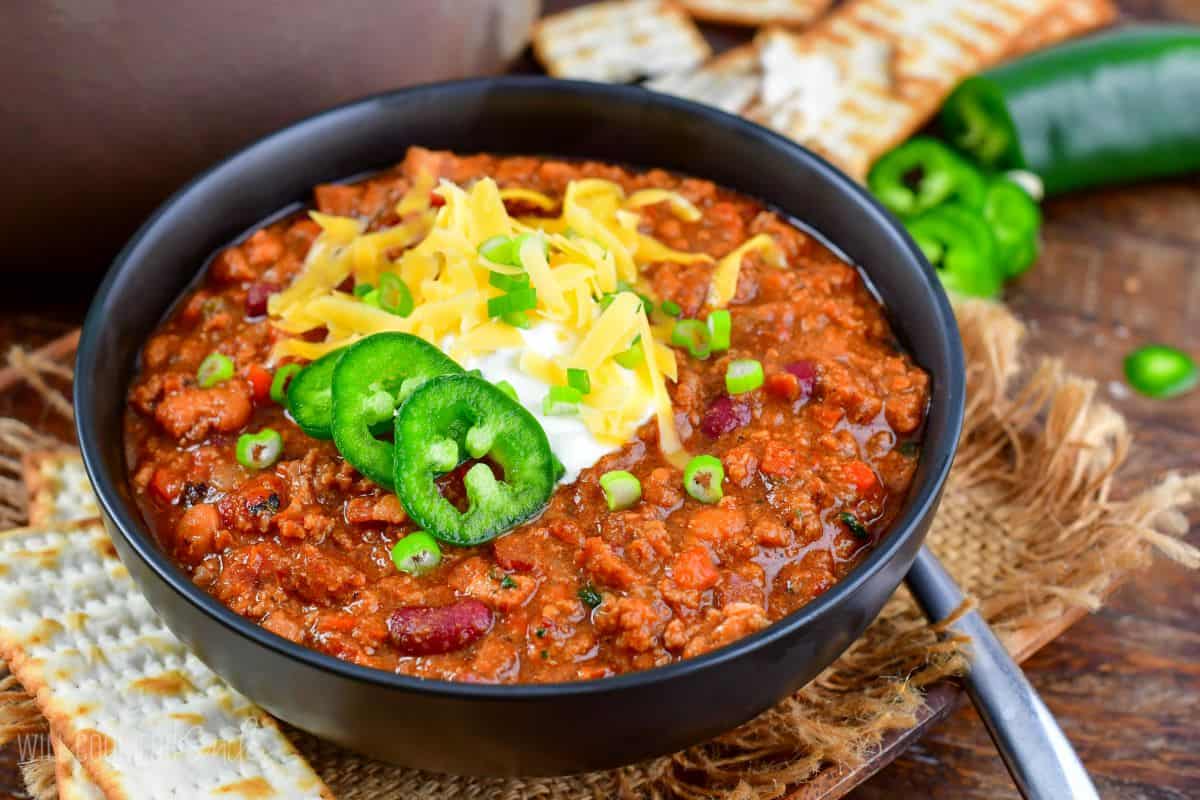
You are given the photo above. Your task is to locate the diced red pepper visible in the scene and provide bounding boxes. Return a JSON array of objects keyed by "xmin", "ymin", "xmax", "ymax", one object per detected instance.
[
  {"xmin": 429, "ymin": 192, "xmax": 446, "ymax": 207},
  {"xmin": 672, "ymin": 546, "xmax": 720, "ymax": 591},
  {"xmin": 149, "ymin": 467, "xmax": 183, "ymax": 504},
  {"xmin": 765, "ymin": 372, "xmax": 801, "ymax": 402},
  {"xmin": 245, "ymin": 364, "xmax": 272, "ymax": 403},
  {"xmin": 845, "ymin": 460, "xmax": 878, "ymax": 495}
]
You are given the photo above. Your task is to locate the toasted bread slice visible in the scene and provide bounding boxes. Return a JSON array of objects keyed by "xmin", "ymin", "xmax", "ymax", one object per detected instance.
[
  {"xmin": 646, "ymin": 44, "xmax": 762, "ymax": 113},
  {"xmin": 677, "ymin": 0, "xmax": 832, "ymax": 28}
]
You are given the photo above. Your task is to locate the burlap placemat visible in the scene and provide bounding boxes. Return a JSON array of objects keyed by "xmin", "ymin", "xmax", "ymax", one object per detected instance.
[{"xmin": 1, "ymin": 300, "xmax": 1197, "ymax": 800}]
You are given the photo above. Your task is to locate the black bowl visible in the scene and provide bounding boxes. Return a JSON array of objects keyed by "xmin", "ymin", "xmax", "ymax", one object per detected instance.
[{"xmin": 75, "ymin": 77, "xmax": 964, "ymax": 777}]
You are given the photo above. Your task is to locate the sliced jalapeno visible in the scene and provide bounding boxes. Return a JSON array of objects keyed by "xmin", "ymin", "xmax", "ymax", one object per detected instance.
[
  {"xmin": 393, "ymin": 374, "xmax": 557, "ymax": 546},
  {"xmin": 286, "ymin": 349, "xmax": 343, "ymax": 440},
  {"xmin": 390, "ymin": 531, "xmax": 443, "ymax": 576},
  {"xmin": 1124, "ymin": 345, "xmax": 1197, "ymax": 399},
  {"xmin": 907, "ymin": 204, "xmax": 1003, "ymax": 299},
  {"xmin": 331, "ymin": 333, "xmax": 464, "ymax": 488},
  {"xmin": 983, "ymin": 177, "xmax": 1042, "ymax": 278},
  {"xmin": 868, "ymin": 136, "xmax": 987, "ymax": 217}
]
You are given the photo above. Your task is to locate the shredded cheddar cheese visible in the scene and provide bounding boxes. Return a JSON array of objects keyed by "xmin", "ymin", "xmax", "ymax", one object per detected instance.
[{"xmin": 269, "ymin": 172, "xmax": 781, "ymax": 453}]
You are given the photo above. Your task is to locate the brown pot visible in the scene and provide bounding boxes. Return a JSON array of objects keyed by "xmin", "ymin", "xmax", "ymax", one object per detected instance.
[{"xmin": 1, "ymin": 0, "xmax": 540, "ymax": 278}]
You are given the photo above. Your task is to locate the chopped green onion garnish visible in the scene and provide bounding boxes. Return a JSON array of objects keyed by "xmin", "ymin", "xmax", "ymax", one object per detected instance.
[
  {"xmin": 614, "ymin": 337, "xmax": 645, "ymax": 369},
  {"xmin": 838, "ymin": 512, "xmax": 870, "ymax": 539},
  {"xmin": 502, "ymin": 310, "xmax": 531, "ymax": 328},
  {"xmin": 599, "ymin": 470, "xmax": 642, "ymax": 511},
  {"xmin": 378, "ymin": 273, "xmax": 414, "ymax": 317},
  {"xmin": 269, "ymin": 364, "xmax": 302, "ymax": 405},
  {"xmin": 567, "ymin": 368, "xmax": 591, "ymax": 394},
  {"xmin": 707, "ymin": 309, "xmax": 732, "ymax": 351},
  {"xmin": 478, "ymin": 235, "xmax": 517, "ymax": 266},
  {"xmin": 488, "ymin": 270, "xmax": 530, "ymax": 292},
  {"xmin": 1124, "ymin": 344, "xmax": 1197, "ymax": 399},
  {"xmin": 494, "ymin": 380, "xmax": 519, "ymax": 402},
  {"xmin": 352, "ymin": 283, "xmax": 374, "ymax": 298},
  {"xmin": 488, "ymin": 286, "xmax": 538, "ymax": 317},
  {"xmin": 390, "ymin": 531, "xmax": 442, "ymax": 576},
  {"xmin": 578, "ymin": 583, "xmax": 603, "ymax": 609},
  {"xmin": 671, "ymin": 319, "xmax": 712, "ymax": 360},
  {"xmin": 725, "ymin": 359, "xmax": 764, "ymax": 394},
  {"xmin": 683, "ymin": 454, "xmax": 724, "ymax": 504},
  {"xmin": 543, "ymin": 385, "xmax": 583, "ymax": 416},
  {"xmin": 500, "ymin": 574, "xmax": 518, "ymax": 589},
  {"xmin": 513, "ymin": 233, "xmax": 550, "ymax": 266},
  {"xmin": 361, "ymin": 289, "xmax": 381, "ymax": 307},
  {"xmin": 235, "ymin": 429, "xmax": 283, "ymax": 470},
  {"xmin": 661, "ymin": 299, "xmax": 682, "ymax": 317},
  {"xmin": 197, "ymin": 353, "xmax": 234, "ymax": 388}
]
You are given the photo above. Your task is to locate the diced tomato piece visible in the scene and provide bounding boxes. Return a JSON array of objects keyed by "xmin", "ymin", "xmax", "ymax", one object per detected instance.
[
  {"xmin": 846, "ymin": 460, "xmax": 878, "ymax": 495},
  {"xmin": 765, "ymin": 372, "xmax": 800, "ymax": 402},
  {"xmin": 245, "ymin": 364, "xmax": 272, "ymax": 403},
  {"xmin": 429, "ymin": 192, "xmax": 446, "ymax": 207},
  {"xmin": 672, "ymin": 546, "xmax": 720, "ymax": 591}
]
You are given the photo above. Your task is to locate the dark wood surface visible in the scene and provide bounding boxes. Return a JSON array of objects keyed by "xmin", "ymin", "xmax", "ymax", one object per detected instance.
[{"xmin": 2, "ymin": 2, "xmax": 1197, "ymax": 798}]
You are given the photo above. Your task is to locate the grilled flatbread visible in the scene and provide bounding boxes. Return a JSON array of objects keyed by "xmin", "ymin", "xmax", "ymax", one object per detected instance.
[
  {"xmin": 677, "ymin": 0, "xmax": 832, "ymax": 27},
  {"xmin": 0, "ymin": 521, "xmax": 333, "ymax": 800},
  {"xmin": 533, "ymin": 0, "xmax": 712, "ymax": 82},
  {"xmin": 1010, "ymin": 0, "xmax": 1118, "ymax": 56},
  {"xmin": 646, "ymin": 45, "xmax": 762, "ymax": 113}
]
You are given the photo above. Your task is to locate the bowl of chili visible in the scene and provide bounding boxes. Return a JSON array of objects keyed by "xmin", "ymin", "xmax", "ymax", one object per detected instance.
[{"xmin": 75, "ymin": 77, "xmax": 965, "ymax": 776}]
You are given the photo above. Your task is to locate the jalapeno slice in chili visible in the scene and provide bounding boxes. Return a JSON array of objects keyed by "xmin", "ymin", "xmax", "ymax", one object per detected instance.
[
  {"xmin": 286, "ymin": 349, "xmax": 343, "ymax": 439},
  {"xmin": 331, "ymin": 332, "xmax": 464, "ymax": 488},
  {"xmin": 907, "ymin": 204, "xmax": 1003, "ymax": 299},
  {"xmin": 393, "ymin": 374, "xmax": 557, "ymax": 546},
  {"xmin": 868, "ymin": 137, "xmax": 986, "ymax": 217}
]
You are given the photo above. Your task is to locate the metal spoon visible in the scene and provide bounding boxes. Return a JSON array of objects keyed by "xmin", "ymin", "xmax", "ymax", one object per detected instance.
[{"xmin": 905, "ymin": 547, "xmax": 1101, "ymax": 800}]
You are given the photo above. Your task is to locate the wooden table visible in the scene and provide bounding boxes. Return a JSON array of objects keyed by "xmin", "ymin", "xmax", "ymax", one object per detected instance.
[{"xmin": 2, "ymin": 2, "xmax": 1197, "ymax": 797}]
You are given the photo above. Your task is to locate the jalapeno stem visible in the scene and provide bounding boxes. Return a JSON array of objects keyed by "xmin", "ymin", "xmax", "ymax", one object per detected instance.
[{"xmin": 683, "ymin": 454, "xmax": 724, "ymax": 504}]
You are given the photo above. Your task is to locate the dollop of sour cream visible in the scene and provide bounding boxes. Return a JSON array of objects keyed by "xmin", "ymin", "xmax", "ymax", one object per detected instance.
[{"xmin": 455, "ymin": 322, "xmax": 654, "ymax": 485}]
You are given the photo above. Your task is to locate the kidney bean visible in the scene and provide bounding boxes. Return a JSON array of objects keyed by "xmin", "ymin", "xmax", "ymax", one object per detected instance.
[
  {"xmin": 784, "ymin": 360, "xmax": 817, "ymax": 400},
  {"xmin": 699, "ymin": 394, "xmax": 751, "ymax": 438},
  {"xmin": 387, "ymin": 599, "xmax": 494, "ymax": 656},
  {"xmin": 244, "ymin": 282, "xmax": 277, "ymax": 318}
]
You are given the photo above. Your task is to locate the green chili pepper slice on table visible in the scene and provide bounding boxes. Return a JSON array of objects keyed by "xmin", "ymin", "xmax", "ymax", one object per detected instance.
[
  {"xmin": 392, "ymin": 374, "xmax": 558, "ymax": 546},
  {"xmin": 907, "ymin": 204, "xmax": 1003, "ymax": 299},
  {"xmin": 939, "ymin": 26, "xmax": 1200, "ymax": 195},
  {"xmin": 1124, "ymin": 345, "xmax": 1198, "ymax": 399},
  {"xmin": 983, "ymin": 177, "xmax": 1042, "ymax": 278},
  {"xmin": 331, "ymin": 333, "xmax": 464, "ymax": 488},
  {"xmin": 868, "ymin": 136, "xmax": 987, "ymax": 217}
]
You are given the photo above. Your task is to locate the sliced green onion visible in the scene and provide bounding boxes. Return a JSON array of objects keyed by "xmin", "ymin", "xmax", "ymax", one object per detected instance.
[
  {"xmin": 578, "ymin": 583, "xmax": 603, "ymax": 609},
  {"xmin": 269, "ymin": 364, "xmax": 302, "ymax": 405},
  {"xmin": 661, "ymin": 299, "xmax": 682, "ymax": 317},
  {"xmin": 479, "ymin": 235, "xmax": 517, "ymax": 266},
  {"xmin": 567, "ymin": 368, "xmax": 591, "ymax": 394},
  {"xmin": 707, "ymin": 309, "xmax": 732, "ymax": 351},
  {"xmin": 236, "ymin": 429, "xmax": 283, "ymax": 470},
  {"xmin": 488, "ymin": 270, "xmax": 530, "ymax": 292},
  {"xmin": 683, "ymin": 454, "xmax": 724, "ymax": 504},
  {"xmin": 390, "ymin": 531, "xmax": 442, "ymax": 576},
  {"xmin": 197, "ymin": 353, "xmax": 234, "ymax": 388},
  {"xmin": 599, "ymin": 470, "xmax": 641, "ymax": 511},
  {"xmin": 361, "ymin": 289, "xmax": 381, "ymax": 307},
  {"xmin": 671, "ymin": 319, "xmax": 712, "ymax": 360},
  {"xmin": 494, "ymin": 380, "xmax": 519, "ymax": 402},
  {"xmin": 378, "ymin": 273, "xmax": 414, "ymax": 317},
  {"xmin": 1124, "ymin": 345, "xmax": 1197, "ymax": 399},
  {"xmin": 488, "ymin": 286, "xmax": 538, "ymax": 317},
  {"xmin": 613, "ymin": 337, "xmax": 645, "ymax": 369},
  {"xmin": 725, "ymin": 359, "xmax": 764, "ymax": 394},
  {"xmin": 838, "ymin": 511, "xmax": 870, "ymax": 540},
  {"xmin": 513, "ymin": 233, "xmax": 550, "ymax": 266},
  {"xmin": 502, "ymin": 310, "xmax": 531, "ymax": 328},
  {"xmin": 352, "ymin": 283, "xmax": 374, "ymax": 298},
  {"xmin": 543, "ymin": 385, "xmax": 583, "ymax": 416}
]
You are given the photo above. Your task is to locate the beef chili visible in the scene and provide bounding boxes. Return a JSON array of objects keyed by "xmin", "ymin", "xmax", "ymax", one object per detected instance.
[{"xmin": 124, "ymin": 147, "xmax": 930, "ymax": 684}]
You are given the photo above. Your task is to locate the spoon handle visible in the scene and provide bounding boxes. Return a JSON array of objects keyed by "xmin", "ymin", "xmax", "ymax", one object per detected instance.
[{"xmin": 906, "ymin": 547, "xmax": 1100, "ymax": 800}]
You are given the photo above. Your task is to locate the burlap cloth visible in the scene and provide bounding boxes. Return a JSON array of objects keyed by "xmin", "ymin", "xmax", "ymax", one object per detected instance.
[{"xmin": 2, "ymin": 300, "xmax": 1198, "ymax": 799}]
